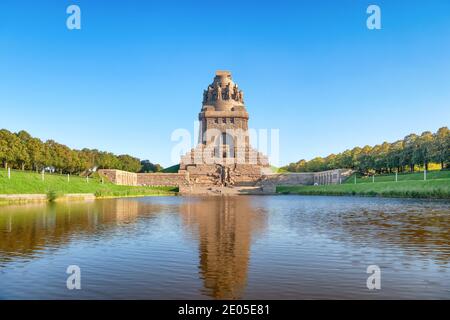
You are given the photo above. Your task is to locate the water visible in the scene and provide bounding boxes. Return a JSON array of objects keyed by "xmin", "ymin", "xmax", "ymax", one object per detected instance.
[{"xmin": 0, "ymin": 195, "xmax": 449, "ymax": 299}]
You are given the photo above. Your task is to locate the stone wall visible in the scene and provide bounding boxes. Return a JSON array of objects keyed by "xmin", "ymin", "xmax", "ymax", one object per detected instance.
[
  {"xmin": 137, "ymin": 173, "xmax": 187, "ymax": 187},
  {"xmin": 99, "ymin": 169, "xmax": 187, "ymax": 188},
  {"xmin": 312, "ymin": 169, "xmax": 353, "ymax": 185},
  {"xmin": 99, "ymin": 169, "xmax": 137, "ymax": 186},
  {"xmin": 262, "ymin": 172, "xmax": 315, "ymax": 186},
  {"xmin": 260, "ymin": 169, "xmax": 353, "ymax": 188},
  {"xmin": 99, "ymin": 168, "xmax": 353, "ymax": 194}
]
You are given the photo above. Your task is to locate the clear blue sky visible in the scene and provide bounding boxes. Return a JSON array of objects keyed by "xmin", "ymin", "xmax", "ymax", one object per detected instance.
[{"xmin": 1, "ymin": 0, "xmax": 449, "ymax": 167}]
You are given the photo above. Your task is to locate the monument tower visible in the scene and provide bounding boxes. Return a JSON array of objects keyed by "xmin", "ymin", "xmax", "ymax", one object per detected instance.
[
  {"xmin": 179, "ymin": 71, "xmax": 270, "ymax": 191},
  {"xmin": 99, "ymin": 71, "xmax": 352, "ymax": 193}
]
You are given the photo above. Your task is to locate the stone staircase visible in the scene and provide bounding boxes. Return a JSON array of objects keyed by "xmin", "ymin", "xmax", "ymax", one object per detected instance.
[{"xmin": 183, "ymin": 185, "xmax": 273, "ymax": 196}]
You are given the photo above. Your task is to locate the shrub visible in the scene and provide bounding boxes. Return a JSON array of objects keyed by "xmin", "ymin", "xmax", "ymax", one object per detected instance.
[{"xmin": 46, "ymin": 190, "xmax": 61, "ymax": 202}]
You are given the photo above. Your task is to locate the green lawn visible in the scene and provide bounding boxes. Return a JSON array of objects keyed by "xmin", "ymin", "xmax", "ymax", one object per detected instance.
[
  {"xmin": 162, "ymin": 164, "xmax": 180, "ymax": 173},
  {"xmin": 277, "ymin": 178, "xmax": 450, "ymax": 199},
  {"xmin": 344, "ymin": 170, "xmax": 450, "ymax": 184},
  {"xmin": 0, "ymin": 169, "xmax": 177, "ymax": 197}
]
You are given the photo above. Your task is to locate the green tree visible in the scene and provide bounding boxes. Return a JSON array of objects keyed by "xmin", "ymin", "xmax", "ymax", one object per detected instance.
[
  {"xmin": 140, "ymin": 160, "xmax": 163, "ymax": 173},
  {"xmin": 118, "ymin": 154, "xmax": 141, "ymax": 172},
  {"xmin": 433, "ymin": 127, "xmax": 450, "ymax": 169},
  {"xmin": 402, "ymin": 134, "xmax": 418, "ymax": 172},
  {"xmin": 0, "ymin": 129, "xmax": 14, "ymax": 168},
  {"xmin": 413, "ymin": 131, "xmax": 434, "ymax": 171},
  {"xmin": 387, "ymin": 140, "xmax": 403, "ymax": 173},
  {"xmin": 281, "ymin": 128, "xmax": 448, "ymax": 175}
]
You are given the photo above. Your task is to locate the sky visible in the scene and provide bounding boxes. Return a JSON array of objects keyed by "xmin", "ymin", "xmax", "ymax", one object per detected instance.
[{"xmin": 0, "ymin": 0, "xmax": 449, "ymax": 167}]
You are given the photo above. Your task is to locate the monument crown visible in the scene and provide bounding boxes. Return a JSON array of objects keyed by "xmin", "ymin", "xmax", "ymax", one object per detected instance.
[
  {"xmin": 202, "ymin": 70, "xmax": 245, "ymax": 111},
  {"xmin": 215, "ymin": 70, "xmax": 232, "ymax": 77}
]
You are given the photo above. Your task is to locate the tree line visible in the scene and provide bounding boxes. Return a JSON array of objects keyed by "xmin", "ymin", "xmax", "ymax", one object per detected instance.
[
  {"xmin": 0, "ymin": 129, "xmax": 161, "ymax": 174},
  {"xmin": 282, "ymin": 127, "xmax": 450, "ymax": 174}
]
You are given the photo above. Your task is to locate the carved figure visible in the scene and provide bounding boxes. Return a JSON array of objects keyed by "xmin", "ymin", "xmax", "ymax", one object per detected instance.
[
  {"xmin": 216, "ymin": 85, "xmax": 222, "ymax": 101},
  {"xmin": 239, "ymin": 90, "xmax": 244, "ymax": 103},
  {"xmin": 207, "ymin": 86, "xmax": 213, "ymax": 102}
]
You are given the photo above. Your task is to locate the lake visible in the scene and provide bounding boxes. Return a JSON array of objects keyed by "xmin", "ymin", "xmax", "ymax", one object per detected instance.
[{"xmin": 0, "ymin": 195, "xmax": 449, "ymax": 299}]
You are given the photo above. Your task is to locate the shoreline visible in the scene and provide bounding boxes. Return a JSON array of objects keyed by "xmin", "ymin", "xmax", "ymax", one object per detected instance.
[
  {"xmin": 276, "ymin": 191, "xmax": 450, "ymax": 200},
  {"xmin": 0, "ymin": 192, "xmax": 177, "ymax": 205},
  {"xmin": 2, "ymin": 188, "xmax": 449, "ymax": 206},
  {"xmin": 276, "ymin": 179, "xmax": 450, "ymax": 200}
]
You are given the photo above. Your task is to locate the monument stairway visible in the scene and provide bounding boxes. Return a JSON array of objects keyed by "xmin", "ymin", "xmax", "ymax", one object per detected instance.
[{"xmin": 187, "ymin": 185, "xmax": 271, "ymax": 196}]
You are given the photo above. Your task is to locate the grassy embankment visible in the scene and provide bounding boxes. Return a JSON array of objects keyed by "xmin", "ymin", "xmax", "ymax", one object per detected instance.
[
  {"xmin": 276, "ymin": 170, "xmax": 450, "ymax": 199},
  {"xmin": 0, "ymin": 168, "xmax": 177, "ymax": 202}
]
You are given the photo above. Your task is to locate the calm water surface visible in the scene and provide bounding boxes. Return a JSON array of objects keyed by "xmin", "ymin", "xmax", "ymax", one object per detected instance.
[{"xmin": 0, "ymin": 195, "xmax": 449, "ymax": 299}]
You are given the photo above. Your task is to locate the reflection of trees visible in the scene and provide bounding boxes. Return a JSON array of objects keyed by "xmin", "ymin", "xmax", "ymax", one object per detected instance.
[
  {"xmin": 285, "ymin": 199, "xmax": 450, "ymax": 265},
  {"xmin": 0, "ymin": 199, "xmax": 166, "ymax": 264},
  {"xmin": 180, "ymin": 197, "xmax": 267, "ymax": 299},
  {"xmin": 0, "ymin": 196, "xmax": 269, "ymax": 299},
  {"xmin": 335, "ymin": 205, "xmax": 450, "ymax": 265}
]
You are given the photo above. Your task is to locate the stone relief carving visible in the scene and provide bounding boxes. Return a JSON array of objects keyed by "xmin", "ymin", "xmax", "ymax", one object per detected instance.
[
  {"xmin": 208, "ymin": 165, "xmax": 236, "ymax": 187},
  {"xmin": 202, "ymin": 81, "xmax": 244, "ymax": 104},
  {"xmin": 238, "ymin": 90, "xmax": 244, "ymax": 103}
]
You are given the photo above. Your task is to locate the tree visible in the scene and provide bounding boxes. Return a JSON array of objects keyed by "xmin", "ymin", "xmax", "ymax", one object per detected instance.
[
  {"xmin": 1, "ymin": 129, "xmax": 154, "ymax": 174},
  {"xmin": 140, "ymin": 160, "xmax": 163, "ymax": 173},
  {"xmin": 27, "ymin": 138, "xmax": 45, "ymax": 171},
  {"xmin": 0, "ymin": 129, "xmax": 13, "ymax": 168},
  {"xmin": 118, "ymin": 155, "xmax": 141, "ymax": 172},
  {"xmin": 433, "ymin": 127, "xmax": 450, "ymax": 169},
  {"xmin": 280, "ymin": 127, "xmax": 449, "ymax": 175},
  {"xmin": 413, "ymin": 131, "xmax": 434, "ymax": 171},
  {"xmin": 387, "ymin": 140, "xmax": 403, "ymax": 173},
  {"xmin": 402, "ymin": 134, "xmax": 418, "ymax": 172},
  {"xmin": 358, "ymin": 145, "xmax": 373, "ymax": 174}
]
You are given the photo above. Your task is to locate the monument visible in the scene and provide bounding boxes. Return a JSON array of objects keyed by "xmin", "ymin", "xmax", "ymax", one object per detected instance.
[
  {"xmin": 178, "ymin": 71, "xmax": 271, "ymax": 193},
  {"xmin": 99, "ymin": 71, "xmax": 352, "ymax": 194}
]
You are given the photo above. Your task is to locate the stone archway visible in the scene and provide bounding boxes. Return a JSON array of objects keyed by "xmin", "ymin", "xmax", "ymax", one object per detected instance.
[{"xmin": 214, "ymin": 132, "xmax": 235, "ymax": 159}]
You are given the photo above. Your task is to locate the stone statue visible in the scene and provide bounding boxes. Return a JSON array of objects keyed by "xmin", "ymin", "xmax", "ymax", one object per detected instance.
[
  {"xmin": 225, "ymin": 84, "xmax": 232, "ymax": 99},
  {"xmin": 214, "ymin": 164, "xmax": 224, "ymax": 186},
  {"xmin": 216, "ymin": 85, "xmax": 222, "ymax": 101},
  {"xmin": 207, "ymin": 86, "xmax": 213, "ymax": 102},
  {"xmin": 238, "ymin": 90, "xmax": 244, "ymax": 103},
  {"xmin": 233, "ymin": 85, "xmax": 238, "ymax": 101},
  {"xmin": 228, "ymin": 167, "xmax": 235, "ymax": 186},
  {"xmin": 226, "ymin": 167, "xmax": 232, "ymax": 186},
  {"xmin": 203, "ymin": 90, "xmax": 208, "ymax": 104},
  {"xmin": 223, "ymin": 167, "xmax": 228, "ymax": 186}
]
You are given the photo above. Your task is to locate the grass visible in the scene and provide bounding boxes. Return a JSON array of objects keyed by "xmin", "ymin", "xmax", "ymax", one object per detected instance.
[
  {"xmin": 344, "ymin": 170, "xmax": 450, "ymax": 184},
  {"xmin": 270, "ymin": 165, "xmax": 287, "ymax": 173},
  {"xmin": 277, "ymin": 178, "xmax": 450, "ymax": 199},
  {"xmin": 162, "ymin": 164, "xmax": 180, "ymax": 173},
  {"xmin": 0, "ymin": 168, "xmax": 177, "ymax": 198}
]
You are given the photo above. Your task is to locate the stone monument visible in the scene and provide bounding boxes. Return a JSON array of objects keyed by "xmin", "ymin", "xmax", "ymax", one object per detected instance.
[
  {"xmin": 178, "ymin": 71, "xmax": 271, "ymax": 193},
  {"xmin": 99, "ymin": 71, "xmax": 353, "ymax": 194}
]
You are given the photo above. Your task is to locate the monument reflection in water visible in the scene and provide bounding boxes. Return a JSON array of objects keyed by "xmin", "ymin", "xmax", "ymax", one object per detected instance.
[
  {"xmin": 0, "ymin": 197, "xmax": 266, "ymax": 299},
  {"xmin": 179, "ymin": 197, "xmax": 266, "ymax": 299},
  {"xmin": 0, "ymin": 196, "xmax": 449, "ymax": 299}
]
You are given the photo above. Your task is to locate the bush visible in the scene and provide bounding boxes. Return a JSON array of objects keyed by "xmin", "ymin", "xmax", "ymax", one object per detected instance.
[{"xmin": 46, "ymin": 190, "xmax": 61, "ymax": 202}]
